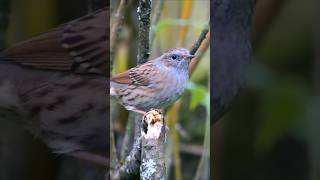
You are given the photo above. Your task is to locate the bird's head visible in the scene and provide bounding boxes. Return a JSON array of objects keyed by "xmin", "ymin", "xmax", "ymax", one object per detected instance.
[{"xmin": 158, "ymin": 48, "xmax": 195, "ymax": 70}]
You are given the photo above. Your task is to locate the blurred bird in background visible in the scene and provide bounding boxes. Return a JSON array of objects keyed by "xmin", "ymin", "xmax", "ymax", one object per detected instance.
[{"xmin": 0, "ymin": 7, "xmax": 109, "ymax": 164}]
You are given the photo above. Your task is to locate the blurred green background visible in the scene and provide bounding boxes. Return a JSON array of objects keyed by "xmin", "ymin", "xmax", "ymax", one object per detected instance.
[{"xmin": 213, "ymin": 0, "xmax": 320, "ymax": 180}]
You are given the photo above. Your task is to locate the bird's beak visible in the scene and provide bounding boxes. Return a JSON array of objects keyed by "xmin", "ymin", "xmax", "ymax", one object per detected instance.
[{"xmin": 186, "ymin": 55, "xmax": 195, "ymax": 61}]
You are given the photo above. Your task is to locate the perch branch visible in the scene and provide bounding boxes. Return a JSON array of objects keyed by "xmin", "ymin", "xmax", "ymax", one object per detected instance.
[
  {"xmin": 117, "ymin": 0, "xmax": 154, "ymax": 176},
  {"xmin": 112, "ymin": 1, "xmax": 153, "ymax": 178},
  {"xmin": 113, "ymin": 109, "xmax": 167, "ymax": 179},
  {"xmin": 140, "ymin": 109, "xmax": 166, "ymax": 180}
]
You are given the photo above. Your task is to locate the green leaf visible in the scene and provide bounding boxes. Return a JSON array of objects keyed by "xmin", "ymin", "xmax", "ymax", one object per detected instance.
[{"xmin": 187, "ymin": 81, "xmax": 207, "ymax": 110}]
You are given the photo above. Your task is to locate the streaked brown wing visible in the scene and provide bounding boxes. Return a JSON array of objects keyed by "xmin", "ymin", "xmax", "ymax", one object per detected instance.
[
  {"xmin": 111, "ymin": 62, "xmax": 154, "ymax": 86},
  {"xmin": 1, "ymin": 27, "xmax": 72, "ymax": 70},
  {"xmin": 0, "ymin": 8, "xmax": 108, "ymax": 76},
  {"xmin": 111, "ymin": 71, "xmax": 132, "ymax": 84},
  {"xmin": 62, "ymin": 8, "xmax": 108, "ymax": 75}
]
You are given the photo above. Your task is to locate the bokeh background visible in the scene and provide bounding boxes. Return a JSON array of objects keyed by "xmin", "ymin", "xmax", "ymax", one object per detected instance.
[
  {"xmin": 0, "ymin": 0, "xmax": 106, "ymax": 180},
  {"xmin": 111, "ymin": 0, "xmax": 210, "ymax": 179},
  {"xmin": 213, "ymin": 0, "xmax": 320, "ymax": 180}
]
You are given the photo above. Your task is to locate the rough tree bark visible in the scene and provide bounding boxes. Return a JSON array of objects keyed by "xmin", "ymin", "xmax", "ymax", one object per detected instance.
[
  {"xmin": 140, "ymin": 109, "xmax": 166, "ymax": 180},
  {"xmin": 211, "ymin": 0, "xmax": 253, "ymax": 179},
  {"xmin": 137, "ymin": 0, "xmax": 152, "ymax": 64},
  {"xmin": 211, "ymin": 0, "xmax": 253, "ymax": 123}
]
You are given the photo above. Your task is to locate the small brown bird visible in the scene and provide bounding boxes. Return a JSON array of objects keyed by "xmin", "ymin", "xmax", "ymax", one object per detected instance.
[
  {"xmin": 2, "ymin": 8, "xmax": 108, "ymax": 75},
  {"xmin": 110, "ymin": 48, "xmax": 195, "ymax": 114},
  {"xmin": 0, "ymin": 8, "xmax": 108, "ymax": 163}
]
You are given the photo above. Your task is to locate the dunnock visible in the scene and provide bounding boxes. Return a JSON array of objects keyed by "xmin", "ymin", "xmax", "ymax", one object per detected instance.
[
  {"xmin": 110, "ymin": 48, "xmax": 195, "ymax": 114},
  {"xmin": 0, "ymin": 8, "xmax": 108, "ymax": 161}
]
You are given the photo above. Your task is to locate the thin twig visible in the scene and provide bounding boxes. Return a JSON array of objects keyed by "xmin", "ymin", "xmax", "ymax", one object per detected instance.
[
  {"xmin": 190, "ymin": 23, "xmax": 210, "ymax": 55},
  {"xmin": 189, "ymin": 31, "xmax": 210, "ymax": 76},
  {"xmin": 110, "ymin": 0, "xmax": 128, "ymax": 71},
  {"xmin": 110, "ymin": 101, "xmax": 120, "ymax": 174},
  {"xmin": 110, "ymin": 0, "xmax": 128, "ymax": 177},
  {"xmin": 120, "ymin": 112, "xmax": 135, "ymax": 162},
  {"xmin": 150, "ymin": 0, "xmax": 164, "ymax": 48},
  {"xmin": 194, "ymin": 98, "xmax": 210, "ymax": 180}
]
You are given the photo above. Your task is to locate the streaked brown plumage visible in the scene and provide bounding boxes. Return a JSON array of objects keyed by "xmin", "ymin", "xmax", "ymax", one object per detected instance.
[
  {"xmin": 0, "ymin": 8, "xmax": 108, "ymax": 163},
  {"xmin": 110, "ymin": 48, "xmax": 194, "ymax": 114},
  {"xmin": 1, "ymin": 7, "xmax": 108, "ymax": 75}
]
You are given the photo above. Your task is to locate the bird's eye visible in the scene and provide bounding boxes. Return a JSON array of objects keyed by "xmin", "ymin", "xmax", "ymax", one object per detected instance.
[{"xmin": 171, "ymin": 55, "xmax": 178, "ymax": 60}]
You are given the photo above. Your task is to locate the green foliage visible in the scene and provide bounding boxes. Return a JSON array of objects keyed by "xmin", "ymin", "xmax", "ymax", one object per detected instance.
[
  {"xmin": 151, "ymin": 19, "xmax": 206, "ymax": 36},
  {"xmin": 186, "ymin": 81, "xmax": 208, "ymax": 110},
  {"xmin": 247, "ymin": 64, "xmax": 310, "ymax": 153}
]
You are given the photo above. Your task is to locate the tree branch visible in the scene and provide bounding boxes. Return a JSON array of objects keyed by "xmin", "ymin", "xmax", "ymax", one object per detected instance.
[
  {"xmin": 189, "ymin": 25, "xmax": 210, "ymax": 76},
  {"xmin": 140, "ymin": 109, "xmax": 166, "ymax": 180},
  {"xmin": 190, "ymin": 23, "xmax": 209, "ymax": 55},
  {"xmin": 137, "ymin": 0, "xmax": 152, "ymax": 64},
  {"xmin": 111, "ymin": 1, "xmax": 153, "ymax": 178},
  {"xmin": 211, "ymin": 0, "xmax": 253, "ymax": 123}
]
